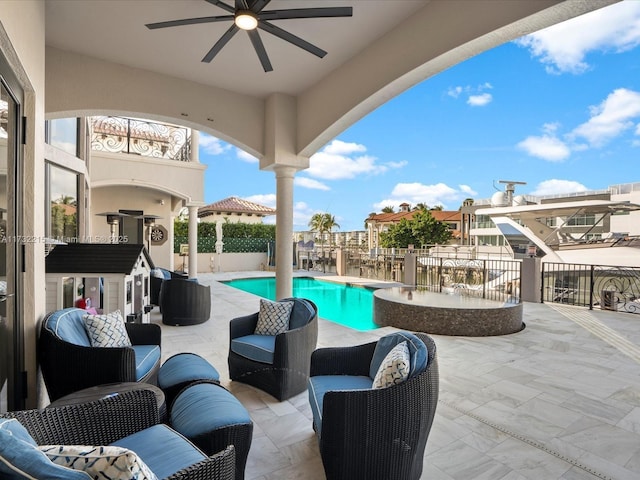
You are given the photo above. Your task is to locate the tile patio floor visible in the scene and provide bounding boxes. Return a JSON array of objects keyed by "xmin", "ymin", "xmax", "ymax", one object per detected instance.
[{"xmin": 152, "ymin": 271, "xmax": 640, "ymax": 480}]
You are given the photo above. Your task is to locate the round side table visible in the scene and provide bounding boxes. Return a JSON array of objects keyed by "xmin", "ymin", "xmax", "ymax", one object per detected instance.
[{"xmin": 48, "ymin": 382, "xmax": 167, "ymax": 422}]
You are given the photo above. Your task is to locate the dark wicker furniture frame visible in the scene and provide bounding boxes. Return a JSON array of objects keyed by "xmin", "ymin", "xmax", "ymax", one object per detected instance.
[
  {"xmin": 0, "ymin": 389, "xmax": 235, "ymax": 480},
  {"xmin": 228, "ymin": 297, "xmax": 318, "ymax": 401},
  {"xmin": 150, "ymin": 268, "xmax": 188, "ymax": 306},
  {"xmin": 39, "ymin": 311, "xmax": 162, "ymax": 401},
  {"xmin": 160, "ymin": 278, "xmax": 211, "ymax": 326},
  {"xmin": 310, "ymin": 332, "xmax": 439, "ymax": 480},
  {"xmin": 170, "ymin": 379, "xmax": 254, "ymax": 480}
]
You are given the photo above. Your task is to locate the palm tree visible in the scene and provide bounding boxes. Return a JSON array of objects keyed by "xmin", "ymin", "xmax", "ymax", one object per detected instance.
[
  {"xmin": 308, "ymin": 212, "xmax": 340, "ymax": 272},
  {"xmin": 412, "ymin": 202, "xmax": 429, "ymax": 211},
  {"xmin": 381, "ymin": 206, "xmax": 395, "ymax": 213}
]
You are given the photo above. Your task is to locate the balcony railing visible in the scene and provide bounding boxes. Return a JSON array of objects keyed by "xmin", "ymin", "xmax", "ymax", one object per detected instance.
[{"xmin": 91, "ymin": 116, "xmax": 191, "ymax": 161}]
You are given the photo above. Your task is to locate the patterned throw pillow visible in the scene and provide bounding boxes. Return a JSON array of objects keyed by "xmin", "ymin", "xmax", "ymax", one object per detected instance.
[
  {"xmin": 83, "ymin": 310, "xmax": 132, "ymax": 348},
  {"xmin": 254, "ymin": 299, "xmax": 294, "ymax": 335},
  {"xmin": 372, "ymin": 341, "xmax": 410, "ymax": 389},
  {"xmin": 39, "ymin": 445, "xmax": 158, "ymax": 480}
]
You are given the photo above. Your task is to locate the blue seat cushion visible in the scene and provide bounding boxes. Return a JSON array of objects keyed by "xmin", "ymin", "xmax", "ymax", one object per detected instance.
[
  {"xmin": 111, "ymin": 424, "xmax": 206, "ymax": 479},
  {"xmin": 158, "ymin": 353, "xmax": 220, "ymax": 390},
  {"xmin": 0, "ymin": 418, "xmax": 90, "ymax": 479},
  {"xmin": 308, "ymin": 375, "xmax": 373, "ymax": 432},
  {"xmin": 171, "ymin": 383, "xmax": 251, "ymax": 438},
  {"xmin": 230, "ymin": 334, "xmax": 275, "ymax": 364},
  {"xmin": 133, "ymin": 345, "xmax": 161, "ymax": 380},
  {"xmin": 44, "ymin": 308, "xmax": 91, "ymax": 346},
  {"xmin": 369, "ymin": 331, "xmax": 428, "ymax": 380}
]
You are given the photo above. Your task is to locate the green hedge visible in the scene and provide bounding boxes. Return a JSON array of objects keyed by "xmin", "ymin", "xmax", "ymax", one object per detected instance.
[
  {"xmin": 173, "ymin": 236, "xmax": 272, "ymax": 253},
  {"xmin": 173, "ymin": 220, "xmax": 276, "ymax": 253}
]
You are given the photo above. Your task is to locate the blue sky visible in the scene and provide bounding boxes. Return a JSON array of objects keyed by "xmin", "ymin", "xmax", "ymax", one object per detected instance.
[{"xmin": 198, "ymin": 1, "xmax": 640, "ymax": 231}]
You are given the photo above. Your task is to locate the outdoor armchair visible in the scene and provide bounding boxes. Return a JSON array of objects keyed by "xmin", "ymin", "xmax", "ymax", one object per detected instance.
[
  {"xmin": 150, "ymin": 267, "xmax": 188, "ymax": 306},
  {"xmin": 0, "ymin": 389, "xmax": 236, "ymax": 480},
  {"xmin": 160, "ymin": 278, "xmax": 211, "ymax": 326},
  {"xmin": 228, "ymin": 297, "xmax": 318, "ymax": 400},
  {"xmin": 308, "ymin": 332, "xmax": 439, "ymax": 480},
  {"xmin": 39, "ymin": 307, "xmax": 161, "ymax": 402}
]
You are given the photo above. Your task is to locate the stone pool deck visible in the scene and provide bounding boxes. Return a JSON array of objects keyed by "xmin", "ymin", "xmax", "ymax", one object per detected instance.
[{"xmin": 153, "ymin": 271, "xmax": 640, "ymax": 480}]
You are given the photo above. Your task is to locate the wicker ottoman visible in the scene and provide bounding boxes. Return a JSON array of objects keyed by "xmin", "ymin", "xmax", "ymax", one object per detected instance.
[
  {"xmin": 158, "ymin": 353, "xmax": 220, "ymax": 407},
  {"xmin": 170, "ymin": 380, "xmax": 253, "ymax": 480}
]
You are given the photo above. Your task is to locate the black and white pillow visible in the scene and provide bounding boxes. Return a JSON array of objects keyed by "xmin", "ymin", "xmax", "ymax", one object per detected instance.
[
  {"xmin": 254, "ymin": 299, "xmax": 294, "ymax": 335},
  {"xmin": 83, "ymin": 310, "xmax": 132, "ymax": 348}
]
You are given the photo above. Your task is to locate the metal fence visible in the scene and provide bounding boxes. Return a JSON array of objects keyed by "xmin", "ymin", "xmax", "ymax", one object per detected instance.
[
  {"xmin": 415, "ymin": 256, "xmax": 521, "ymax": 303},
  {"xmin": 542, "ymin": 262, "xmax": 640, "ymax": 314},
  {"xmin": 345, "ymin": 250, "xmax": 405, "ymax": 282},
  {"xmin": 339, "ymin": 247, "xmax": 521, "ymax": 302}
]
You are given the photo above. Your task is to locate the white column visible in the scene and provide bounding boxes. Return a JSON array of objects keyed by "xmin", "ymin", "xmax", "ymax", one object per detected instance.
[
  {"xmin": 188, "ymin": 205, "xmax": 199, "ymax": 278},
  {"xmin": 275, "ymin": 166, "xmax": 296, "ymax": 300},
  {"xmin": 190, "ymin": 130, "xmax": 200, "ymax": 163}
]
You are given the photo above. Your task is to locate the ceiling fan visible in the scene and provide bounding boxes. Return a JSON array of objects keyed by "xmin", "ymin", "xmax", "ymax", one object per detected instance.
[{"xmin": 146, "ymin": 0, "xmax": 353, "ymax": 72}]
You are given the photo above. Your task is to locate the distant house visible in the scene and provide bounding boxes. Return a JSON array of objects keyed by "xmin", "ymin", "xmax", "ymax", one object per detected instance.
[
  {"xmin": 198, "ymin": 196, "xmax": 276, "ymax": 224},
  {"xmin": 365, "ymin": 202, "xmax": 462, "ymax": 249}
]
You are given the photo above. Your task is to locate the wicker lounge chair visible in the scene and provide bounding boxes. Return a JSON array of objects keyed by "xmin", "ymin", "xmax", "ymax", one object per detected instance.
[
  {"xmin": 308, "ymin": 332, "xmax": 439, "ymax": 480},
  {"xmin": 228, "ymin": 297, "xmax": 318, "ymax": 400}
]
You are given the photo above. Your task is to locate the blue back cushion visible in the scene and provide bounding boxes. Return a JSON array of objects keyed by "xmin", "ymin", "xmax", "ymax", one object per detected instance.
[
  {"xmin": 0, "ymin": 418, "xmax": 90, "ymax": 479},
  {"xmin": 369, "ymin": 331, "xmax": 428, "ymax": 380},
  {"xmin": 43, "ymin": 308, "xmax": 91, "ymax": 347},
  {"xmin": 282, "ymin": 298, "xmax": 316, "ymax": 330}
]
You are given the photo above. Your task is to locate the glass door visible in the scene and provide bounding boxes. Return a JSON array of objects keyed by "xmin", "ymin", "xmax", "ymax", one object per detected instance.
[{"xmin": 0, "ymin": 68, "xmax": 23, "ymax": 412}]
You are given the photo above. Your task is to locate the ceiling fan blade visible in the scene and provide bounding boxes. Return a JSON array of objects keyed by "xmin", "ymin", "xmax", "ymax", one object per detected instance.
[
  {"xmin": 235, "ymin": 0, "xmax": 249, "ymax": 10},
  {"xmin": 258, "ymin": 20, "xmax": 326, "ymax": 58},
  {"xmin": 259, "ymin": 7, "xmax": 353, "ymax": 21},
  {"xmin": 247, "ymin": 30, "xmax": 273, "ymax": 72},
  {"xmin": 249, "ymin": 0, "xmax": 271, "ymax": 13},
  {"xmin": 146, "ymin": 15, "xmax": 233, "ymax": 29},
  {"xmin": 202, "ymin": 24, "xmax": 240, "ymax": 63},
  {"xmin": 204, "ymin": 0, "xmax": 235, "ymax": 14}
]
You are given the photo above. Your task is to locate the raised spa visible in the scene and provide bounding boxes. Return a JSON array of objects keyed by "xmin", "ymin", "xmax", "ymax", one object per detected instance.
[{"xmin": 373, "ymin": 287, "xmax": 524, "ymax": 336}]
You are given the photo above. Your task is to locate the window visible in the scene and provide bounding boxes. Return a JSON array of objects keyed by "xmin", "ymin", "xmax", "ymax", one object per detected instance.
[
  {"xmin": 46, "ymin": 118, "xmax": 79, "ymax": 157},
  {"xmin": 46, "ymin": 163, "xmax": 79, "ymax": 241}
]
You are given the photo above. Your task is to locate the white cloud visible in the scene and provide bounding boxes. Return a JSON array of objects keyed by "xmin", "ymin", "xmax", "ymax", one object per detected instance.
[
  {"xmin": 307, "ymin": 139, "xmax": 405, "ymax": 180},
  {"xmin": 467, "ymin": 93, "xmax": 493, "ymax": 107},
  {"xmin": 447, "ymin": 86, "xmax": 463, "ymax": 98},
  {"xmin": 530, "ymin": 180, "xmax": 589, "ymax": 196},
  {"xmin": 448, "ymin": 83, "xmax": 493, "ymax": 106},
  {"xmin": 570, "ymin": 88, "xmax": 640, "ymax": 147},
  {"xmin": 292, "ymin": 201, "xmax": 316, "ymax": 228},
  {"xmin": 517, "ymin": 134, "xmax": 571, "ymax": 162},
  {"xmin": 515, "ymin": 1, "xmax": 640, "ymax": 74},
  {"xmin": 459, "ymin": 184, "xmax": 477, "ymax": 196},
  {"xmin": 322, "ymin": 139, "xmax": 367, "ymax": 156},
  {"xmin": 244, "ymin": 193, "xmax": 276, "ymax": 209},
  {"xmin": 236, "ymin": 149, "xmax": 258, "ymax": 163},
  {"xmin": 295, "ymin": 177, "xmax": 330, "ymax": 191},
  {"xmin": 199, "ymin": 132, "xmax": 231, "ymax": 155},
  {"xmin": 373, "ymin": 182, "xmax": 469, "ymax": 211}
]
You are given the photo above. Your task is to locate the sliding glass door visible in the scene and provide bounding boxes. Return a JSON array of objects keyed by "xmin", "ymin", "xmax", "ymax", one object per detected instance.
[{"xmin": 0, "ymin": 59, "xmax": 23, "ymax": 412}]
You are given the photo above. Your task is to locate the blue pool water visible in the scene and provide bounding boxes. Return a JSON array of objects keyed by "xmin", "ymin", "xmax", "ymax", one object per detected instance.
[{"xmin": 222, "ymin": 277, "xmax": 377, "ymax": 331}]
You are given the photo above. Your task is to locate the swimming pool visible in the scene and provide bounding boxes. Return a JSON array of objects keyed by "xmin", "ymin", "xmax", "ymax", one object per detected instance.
[{"xmin": 222, "ymin": 277, "xmax": 377, "ymax": 331}]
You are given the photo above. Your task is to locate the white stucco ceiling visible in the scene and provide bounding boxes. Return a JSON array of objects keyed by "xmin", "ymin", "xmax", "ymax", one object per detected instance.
[
  {"xmin": 45, "ymin": 0, "xmax": 425, "ymax": 98},
  {"xmin": 44, "ymin": 0, "xmax": 618, "ymax": 157}
]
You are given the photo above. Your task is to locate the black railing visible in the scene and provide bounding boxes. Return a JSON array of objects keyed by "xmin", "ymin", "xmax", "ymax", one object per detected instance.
[
  {"xmin": 91, "ymin": 116, "xmax": 191, "ymax": 161},
  {"xmin": 542, "ymin": 262, "xmax": 640, "ymax": 314},
  {"xmin": 345, "ymin": 251, "xmax": 405, "ymax": 282},
  {"xmin": 415, "ymin": 256, "xmax": 521, "ymax": 303}
]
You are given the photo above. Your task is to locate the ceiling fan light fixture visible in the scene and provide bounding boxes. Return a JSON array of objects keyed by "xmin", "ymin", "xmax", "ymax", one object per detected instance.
[{"xmin": 235, "ymin": 11, "xmax": 258, "ymax": 30}]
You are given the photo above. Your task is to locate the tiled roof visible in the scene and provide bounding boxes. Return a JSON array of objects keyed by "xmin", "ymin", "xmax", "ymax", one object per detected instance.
[
  {"xmin": 368, "ymin": 210, "xmax": 461, "ymax": 223},
  {"xmin": 45, "ymin": 243, "xmax": 154, "ymax": 273},
  {"xmin": 198, "ymin": 196, "xmax": 276, "ymax": 218}
]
